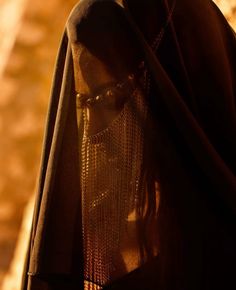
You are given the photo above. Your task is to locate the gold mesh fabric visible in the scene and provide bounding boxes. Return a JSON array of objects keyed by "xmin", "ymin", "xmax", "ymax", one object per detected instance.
[{"xmin": 80, "ymin": 87, "xmax": 147, "ymax": 289}]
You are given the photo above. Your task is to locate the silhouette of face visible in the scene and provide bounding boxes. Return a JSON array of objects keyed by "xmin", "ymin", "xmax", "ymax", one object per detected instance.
[{"xmin": 72, "ymin": 47, "xmax": 133, "ymax": 135}]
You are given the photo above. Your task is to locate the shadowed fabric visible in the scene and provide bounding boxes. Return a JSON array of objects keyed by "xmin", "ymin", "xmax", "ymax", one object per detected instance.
[{"xmin": 21, "ymin": 0, "xmax": 236, "ymax": 289}]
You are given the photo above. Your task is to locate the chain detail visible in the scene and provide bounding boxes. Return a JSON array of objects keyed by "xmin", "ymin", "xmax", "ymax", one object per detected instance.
[
  {"xmin": 141, "ymin": 0, "xmax": 176, "ymax": 95},
  {"xmin": 81, "ymin": 88, "xmax": 147, "ymax": 289}
]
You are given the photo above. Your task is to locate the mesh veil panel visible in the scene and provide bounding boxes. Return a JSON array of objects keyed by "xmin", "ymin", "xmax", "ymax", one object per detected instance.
[
  {"xmin": 81, "ymin": 88, "xmax": 146, "ymax": 288},
  {"xmin": 72, "ymin": 44, "xmax": 159, "ymax": 289}
]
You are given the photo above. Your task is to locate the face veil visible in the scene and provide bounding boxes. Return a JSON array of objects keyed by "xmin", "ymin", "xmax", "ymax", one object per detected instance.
[
  {"xmin": 81, "ymin": 86, "xmax": 146, "ymax": 287},
  {"xmin": 74, "ymin": 44, "xmax": 159, "ymax": 288}
]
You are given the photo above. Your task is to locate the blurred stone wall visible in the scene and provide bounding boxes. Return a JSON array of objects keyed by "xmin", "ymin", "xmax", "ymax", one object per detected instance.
[
  {"xmin": 215, "ymin": 0, "xmax": 236, "ymax": 27},
  {"xmin": 0, "ymin": 0, "xmax": 28, "ymax": 78}
]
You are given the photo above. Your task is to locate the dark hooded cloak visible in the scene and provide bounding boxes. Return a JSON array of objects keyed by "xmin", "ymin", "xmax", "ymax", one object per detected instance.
[{"xmin": 21, "ymin": 0, "xmax": 236, "ymax": 289}]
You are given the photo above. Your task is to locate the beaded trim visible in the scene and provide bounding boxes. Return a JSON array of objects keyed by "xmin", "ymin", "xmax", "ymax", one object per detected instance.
[{"xmin": 76, "ymin": 74, "xmax": 135, "ymax": 109}]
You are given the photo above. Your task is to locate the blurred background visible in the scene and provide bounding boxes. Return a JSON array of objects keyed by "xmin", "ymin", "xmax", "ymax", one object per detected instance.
[{"xmin": 0, "ymin": 0, "xmax": 235, "ymax": 289}]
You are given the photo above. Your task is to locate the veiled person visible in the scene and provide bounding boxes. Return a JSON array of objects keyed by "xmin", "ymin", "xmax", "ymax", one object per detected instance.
[{"xmin": 22, "ymin": 0, "xmax": 236, "ymax": 289}]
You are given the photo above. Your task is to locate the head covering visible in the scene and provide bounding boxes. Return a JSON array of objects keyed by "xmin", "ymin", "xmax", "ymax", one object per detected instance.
[{"xmin": 22, "ymin": 1, "xmax": 236, "ymax": 289}]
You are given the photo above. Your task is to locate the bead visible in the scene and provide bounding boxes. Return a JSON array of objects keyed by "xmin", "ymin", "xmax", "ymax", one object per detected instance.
[
  {"xmin": 86, "ymin": 98, "xmax": 93, "ymax": 106},
  {"xmin": 76, "ymin": 93, "xmax": 86, "ymax": 102},
  {"xmin": 106, "ymin": 89, "xmax": 113, "ymax": 97},
  {"xmin": 76, "ymin": 93, "xmax": 83, "ymax": 108}
]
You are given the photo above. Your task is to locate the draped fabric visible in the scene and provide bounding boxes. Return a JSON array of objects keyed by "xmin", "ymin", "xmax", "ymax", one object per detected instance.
[{"xmin": 22, "ymin": 0, "xmax": 236, "ymax": 289}]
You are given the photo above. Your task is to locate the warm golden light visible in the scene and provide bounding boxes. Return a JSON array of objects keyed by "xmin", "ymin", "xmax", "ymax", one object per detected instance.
[
  {"xmin": 0, "ymin": 1, "xmax": 235, "ymax": 289},
  {"xmin": 214, "ymin": 0, "xmax": 236, "ymax": 28},
  {"xmin": 0, "ymin": 0, "xmax": 28, "ymax": 78}
]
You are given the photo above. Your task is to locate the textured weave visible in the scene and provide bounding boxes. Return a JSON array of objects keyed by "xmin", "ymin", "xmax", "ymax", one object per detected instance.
[{"xmin": 80, "ymin": 87, "xmax": 147, "ymax": 288}]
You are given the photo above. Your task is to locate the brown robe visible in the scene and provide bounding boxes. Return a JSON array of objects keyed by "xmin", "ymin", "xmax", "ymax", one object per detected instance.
[{"xmin": 21, "ymin": 0, "xmax": 236, "ymax": 289}]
